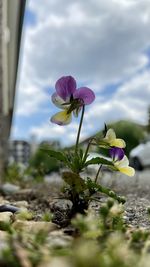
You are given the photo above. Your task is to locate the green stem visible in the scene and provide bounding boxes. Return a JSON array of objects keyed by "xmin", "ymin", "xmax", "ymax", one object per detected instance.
[
  {"xmin": 89, "ymin": 186, "xmax": 126, "ymax": 204},
  {"xmin": 75, "ymin": 105, "xmax": 85, "ymax": 155},
  {"xmin": 82, "ymin": 138, "xmax": 94, "ymax": 163},
  {"xmin": 94, "ymin": 164, "xmax": 102, "ymax": 184}
]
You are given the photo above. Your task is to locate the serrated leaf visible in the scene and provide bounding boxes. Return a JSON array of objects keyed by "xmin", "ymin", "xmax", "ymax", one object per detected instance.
[
  {"xmin": 62, "ymin": 172, "xmax": 87, "ymax": 193},
  {"xmin": 41, "ymin": 149, "xmax": 68, "ymax": 163},
  {"xmin": 86, "ymin": 177, "xmax": 125, "ymax": 204},
  {"xmin": 85, "ymin": 157, "xmax": 113, "ymax": 167}
]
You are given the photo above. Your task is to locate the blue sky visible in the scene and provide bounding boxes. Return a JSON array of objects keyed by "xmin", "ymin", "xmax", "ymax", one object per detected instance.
[{"xmin": 11, "ymin": 0, "xmax": 150, "ymax": 146}]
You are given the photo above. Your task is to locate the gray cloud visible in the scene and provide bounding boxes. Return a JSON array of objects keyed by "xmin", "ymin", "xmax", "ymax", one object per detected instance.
[
  {"xmin": 13, "ymin": 0, "xmax": 150, "ymax": 144},
  {"xmin": 26, "ymin": 0, "xmax": 150, "ymax": 87}
]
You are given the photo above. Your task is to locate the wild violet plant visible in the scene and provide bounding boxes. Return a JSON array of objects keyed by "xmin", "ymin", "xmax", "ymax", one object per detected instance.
[{"xmin": 44, "ymin": 76, "xmax": 135, "ymax": 215}]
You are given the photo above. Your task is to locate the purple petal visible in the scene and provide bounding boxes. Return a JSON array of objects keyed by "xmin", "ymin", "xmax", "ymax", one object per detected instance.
[
  {"xmin": 109, "ymin": 147, "xmax": 125, "ymax": 161},
  {"xmin": 73, "ymin": 87, "xmax": 95, "ymax": 105},
  {"xmin": 55, "ymin": 76, "xmax": 77, "ymax": 101}
]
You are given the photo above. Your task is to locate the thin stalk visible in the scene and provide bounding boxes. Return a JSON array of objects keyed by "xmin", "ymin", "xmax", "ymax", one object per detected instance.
[
  {"xmin": 75, "ymin": 105, "xmax": 85, "ymax": 155},
  {"xmin": 82, "ymin": 138, "xmax": 94, "ymax": 163},
  {"xmin": 94, "ymin": 164, "xmax": 102, "ymax": 184}
]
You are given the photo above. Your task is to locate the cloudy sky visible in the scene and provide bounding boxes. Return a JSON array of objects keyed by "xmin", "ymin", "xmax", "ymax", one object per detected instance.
[{"xmin": 11, "ymin": 0, "xmax": 150, "ymax": 146}]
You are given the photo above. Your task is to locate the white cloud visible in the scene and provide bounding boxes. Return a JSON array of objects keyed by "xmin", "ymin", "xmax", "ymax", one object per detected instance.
[
  {"xmin": 14, "ymin": 83, "xmax": 48, "ymax": 116},
  {"xmin": 30, "ymin": 68, "xmax": 150, "ymax": 145},
  {"xmin": 12, "ymin": 0, "xmax": 150, "ymax": 144},
  {"xmin": 15, "ymin": 0, "xmax": 150, "ymax": 116},
  {"xmin": 86, "ymin": 69, "xmax": 150, "ymax": 130},
  {"xmin": 26, "ymin": 0, "xmax": 150, "ymax": 85},
  {"xmin": 30, "ymin": 120, "xmax": 88, "ymax": 145}
]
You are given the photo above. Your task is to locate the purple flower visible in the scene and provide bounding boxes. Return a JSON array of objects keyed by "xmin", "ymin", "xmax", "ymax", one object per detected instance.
[
  {"xmin": 109, "ymin": 147, "xmax": 125, "ymax": 162},
  {"xmin": 109, "ymin": 147, "xmax": 135, "ymax": 176},
  {"xmin": 51, "ymin": 76, "xmax": 95, "ymax": 125}
]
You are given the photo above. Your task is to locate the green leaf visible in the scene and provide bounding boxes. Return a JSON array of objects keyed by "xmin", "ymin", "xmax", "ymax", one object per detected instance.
[
  {"xmin": 79, "ymin": 149, "xmax": 84, "ymax": 160},
  {"xmin": 86, "ymin": 177, "xmax": 126, "ymax": 204},
  {"xmin": 41, "ymin": 149, "xmax": 68, "ymax": 163},
  {"xmin": 62, "ymin": 172, "xmax": 87, "ymax": 193},
  {"xmin": 85, "ymin": 157, "xmax": 113, "ymax": 167}
]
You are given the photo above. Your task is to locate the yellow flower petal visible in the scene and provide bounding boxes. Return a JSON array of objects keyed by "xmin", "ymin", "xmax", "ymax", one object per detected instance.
[
  {"xmin": 51, "ymin": 110, "xmax": 72, "ymax": 125},
  {"xmin": 118, "ymin": 167, "xmax": 135, "ymax": 177},
  {"xmin": 115, "ymin": 155, "xmax": 129, "ymax": 168},
  {"xmin": 105, "ymin": 128, "xmax": 116, "ymax": 140},
  {"xmin": 103, "ymin": 129, "xmax": 126, "ymax": 148},
  {"xmin": 114, "ymin": 155, "xmax": 135, "ymax": 176},
  {"xmin": 110, "ymin": 138, "xmax": 126, "ymax": 148}
]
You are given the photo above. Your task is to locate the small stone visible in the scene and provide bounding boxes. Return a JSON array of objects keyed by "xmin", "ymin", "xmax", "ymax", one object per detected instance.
[
  {"xmin": 0, "ymin": 204, "xmax": 20, "ymax": 213},
  {"xmin": 47, "ymin": 230, "xmax": 73, "ymax": 248},
  {"xmin": 13, "ymin": 189, "xmax": 38, "ymax": 201},
  {"xmin": 0, "ymin": 211, "xmax": 12, "ymax": 223},
  {"xmin": 50, "ymin": 199, "xmax": 73, "ymax": 212},
  {"xmin": 50, "ymin": 199, "xmax": 73, "ymax": 227},
  {"xmin": 13, "ymin": 220, "xmax": 58, "ymax": 233},
  {"xmin": 63, "ymin": 226, "xmax": 78, "ymax": 236},
  {"xmin": 38, "ymin": 257, "xmax": 70, "ymax": 267},
  {"xmin": 0, "ymin": 183, "xmax": 20, "ymax": 195},
  {"xmin": 0, "ymin": 197, "xmax": 9, "ymax": 205},
  {"xmin": 12, "ymin": 201, "xmax": 29, "ymax": 209},
  {"xmin": 0, "ymin": 212, "xmax": 13, "ymax": 231}
]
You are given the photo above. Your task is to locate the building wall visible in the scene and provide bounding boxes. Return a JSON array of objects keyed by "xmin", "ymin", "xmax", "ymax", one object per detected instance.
[
  {"xmin": 0, "ymin": 0, "xmax": 5, "ymax": 179},
  {"xmin": 9, "ymin": 140, "xmax": 31, "ymax": 166},
  {"xmin": 0, "ymin": 0, "xmax": 26, "ymax": 181}
]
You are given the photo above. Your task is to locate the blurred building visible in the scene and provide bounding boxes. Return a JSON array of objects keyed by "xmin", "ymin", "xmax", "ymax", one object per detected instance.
[
  {"xmin": 0, "ymin": 0, "xmax": 26, "ymax": 179},
  {"xmin": 8, "ymin": 139, "xmax": 61, "ymax": 166},
  {"xmin": 40, "ymin": 140, "xmax": 61, "ymax": 150},
  {"xmin": 9, "ymin": 140, "xmax": 30, "ymax": 165}
]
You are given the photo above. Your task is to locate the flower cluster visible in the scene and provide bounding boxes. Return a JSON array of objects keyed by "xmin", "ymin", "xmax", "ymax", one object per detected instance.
[{"xmin": 50, "ymin": 76, "xmax": 134, "ymax": 177}]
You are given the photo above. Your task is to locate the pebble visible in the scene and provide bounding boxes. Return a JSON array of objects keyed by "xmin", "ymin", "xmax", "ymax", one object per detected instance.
[
  {"xmin": 50, "ymin": 199, "xmax": 73, "ymax": 227},
  {"xmin": 0, "ymin": 204, "xmax": 20, "ymax": 213},
  {"xmin": 0, "ymin": 196, "xmax": 9, "ymax": 205},
  {"xmin": 63, "ymin": 226, "xmax": 78, "ymax": 236},
  {"xmin": 13, "ymin": 220, "xmax": 58, "ymax": 233},
  {"xmin": 0, "ymin": 183, "xmax": 20, "ymax": 195},
  {"xmin": 12, "ymin": 201, "xmax": 29, "ymax": 208},
  {"xmin": 10, "ymin": 189, "xmax": 38, "ymax": 201},
  {"xmin": 38, "ymin": 257, "xmax": 70, "ymax": 267},
  {"xmin": 0, "ymin": 212, "xmax": 13, "ymax": 224},
  {"xmin": 50, "ymin": 199, "xmax": 73, "ymax": 212},
  {"xmin": 47, "ymin": 230, "xmax": 73, "ymax": 248}
]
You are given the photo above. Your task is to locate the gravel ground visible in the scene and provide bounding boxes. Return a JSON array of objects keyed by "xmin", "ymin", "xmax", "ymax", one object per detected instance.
[
  {"xmin": 41, "ymin": 169, "xmax": 150, "ymax": 228},
  {"xmin": 2, "ymin": 169, "xmax": 150, "ymax": 229},
  {"xmin": 99, "ymin": 169, "xmax": 150, "ymax": 229}
]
